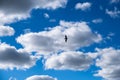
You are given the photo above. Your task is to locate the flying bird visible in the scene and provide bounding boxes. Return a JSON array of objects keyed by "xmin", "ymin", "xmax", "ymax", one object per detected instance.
[{"xmin": 64, "ymin": 35, "xmax": 68, "ymax": 42}]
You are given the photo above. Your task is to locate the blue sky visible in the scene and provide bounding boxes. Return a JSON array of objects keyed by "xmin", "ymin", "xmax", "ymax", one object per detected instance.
[{"xmin": 0, "ymin": 0, "xmax": 120, "ymax": 80}]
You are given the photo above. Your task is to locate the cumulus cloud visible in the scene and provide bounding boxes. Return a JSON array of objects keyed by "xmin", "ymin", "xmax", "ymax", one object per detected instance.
[
  {"xmin": 106, "ymin": 7, "xmax": 120, "ymax": 18},
  {"xmin": 25, "ymin": 75, "xmax": 57, "ymax": 80},
  {"xmin": 95, "ymin": 48, "xmax": 120, "ymax": 80},
  {"xmin": 0, "ymin": 25, "xmax": 15, "ymax": 37},
  {"xmin": 92, "ymin": 18, "xmax": 103, "ymax": 24},
  {"xmin": 0, "ymin": 0, "xmax": 67, "ymax": 24},
  {"xmin": 0, "ymin": 0, "xmax": 68, "ymax": 37},
  {"xmin": 75, "ymin": 2, "xmax": 91, "ymax": 11},
  {"xmin": 0, "ymin": 0, "xmax": 31, "ymax": 24},
  {"xmin": 0, "ymin": 43, "xmax": 37, "ymax": 70},
  {"xmin": 0, "ymin": 0, "xmax": 67, "ymax": 14},
  {"xmin": 37, "ymin": 0, "xmax": 67, "ymax": 10},
  {"xmin": 16, "ymin": 21, "xmax": 102, "ymax": 54},
  {"xmin": 44, "ymin": 51, "xmax": 97, "ymax": 71}
]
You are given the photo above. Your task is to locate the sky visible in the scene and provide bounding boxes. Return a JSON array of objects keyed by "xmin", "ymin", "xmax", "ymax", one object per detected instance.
[{"xmin": 0, "ymin": 0, "xmax": 120, "ymax": 80}]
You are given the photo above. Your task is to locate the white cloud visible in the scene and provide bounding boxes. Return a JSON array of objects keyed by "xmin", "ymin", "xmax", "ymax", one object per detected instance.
[
  {"xmin": 0, "ymin": 25, "xmax": 15, "ymax": 37},
  {"xmin": 44, "ymin": 13, "xmax": 50, "ymax": 18},
  {"xmin": 95, "ymin": 48, "xmax": 120, "ymax": 80},
  {"xmin": 0, "ymin": 0, "xmax": 68, "ymax": 37},
  {"xmin": 75, "ymin": 2, "xmax": 92, "ymax": 11},
  {"xmin": 9, "ymin": 77, "xmax": 17, "ymax": 80},
  {"xmin": 92, "ymin": 18, "xmax": 103, "ymax": 24},
  {"xmin": 110, "ymin": 0, "xmax": 120, "ymax": 3},
  {"xmin": 16, "ymin": 21, "xmax": 102, "ymax": 54},
  {"xmin": 0, "ymin": 43, "xmax": 37, "ymax": 70},
  {"xmin": 106, "ymin": 32, "xmax": 115, "ymax": 40},
  {"xmin": 0, "ymin": 6, "xmax": 30, "ymax": 25},
  {"xmin": 106, "ymin": 7, "xmax": 120, "ymax": 18},
  {"xmin": 26, "ymin": 75, "xmax": 57, "ymax": 80},
  {"xmin": 0, "ymin": 0, "xmax": 67, "ymax": 24},
  {"xmin": 44, "ymin": 51, "xmax": 97, "ymax": 71},
  {"xmin": 37, "ymin": 0, "xmax": 67, "ymax": 10}
]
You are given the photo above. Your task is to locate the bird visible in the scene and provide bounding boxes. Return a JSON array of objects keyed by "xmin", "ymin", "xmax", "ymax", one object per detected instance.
[{"xmin": 64, "ymin": 35, "xmax": 68, "ymax": 42}]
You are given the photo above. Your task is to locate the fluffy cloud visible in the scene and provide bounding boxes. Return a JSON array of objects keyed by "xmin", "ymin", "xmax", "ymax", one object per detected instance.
[
  {"xmin": 26, "ymin": 75, "xmax": 57, "ymax": 80},
  {"xmin": 0, "ymin": 0, "xmax": 67, "ymax": 14},
  {"xmin": 0, "ymin": 0, "xmax": 67, "ymax": 25},
  {"xmin": 95, "ymin": 48, "xmax": 120, "ymax": 80},
  {"xmin": 0, "ymin": 43, "xmax": 36, "ymax": 70},
  {"xmin": 0, "ymin": 1, "xmax": 30, "ymax": 24},
  {"xmin": 92, "ymin": 18, "xmax": 103, "ymax": 24},
  {"xmin": 106, "ymin": 7, "xmax": 120, "ymax": 18},
  {"xmin": 0, "ymin": 25, "xmax": 15, "ymax": 36},
  {"xmin": 36, "ymin": 0, "xmax": 67, "ymax": 10},
  {"xmin": 16, "ymin": 21, "xmax": 102, "ymax": 54},
  {"xmin": 44, "ymin": 51, "xmax": 97, "ymax": 71},
  {"xmin": 75, "ymin": 2, "xmax": 91, "ymax": 11},
  {"xmin": 0, "ymin": 0, "xmax": 67, "ymax": 37}
]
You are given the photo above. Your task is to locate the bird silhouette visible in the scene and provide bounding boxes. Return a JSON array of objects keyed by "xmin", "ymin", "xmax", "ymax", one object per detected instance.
[{"xmin": 64, "ymin": 35, "xmax": 68, "ymax": 42}]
